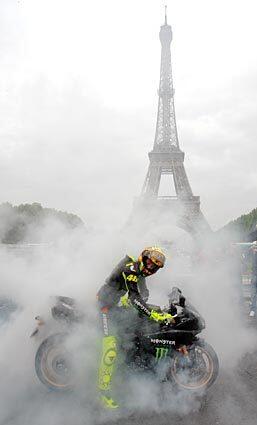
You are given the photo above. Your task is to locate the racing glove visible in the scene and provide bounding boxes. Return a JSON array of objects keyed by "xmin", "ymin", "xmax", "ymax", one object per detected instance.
[{"xmin": 150, "ymin": 310, "xmax": 175, "ymax": 324}]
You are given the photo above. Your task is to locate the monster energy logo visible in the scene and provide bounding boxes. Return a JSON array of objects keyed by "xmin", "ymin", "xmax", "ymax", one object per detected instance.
[{"xmin": 155, "ymin": 347, "xmax": 169, "ymax": 360}]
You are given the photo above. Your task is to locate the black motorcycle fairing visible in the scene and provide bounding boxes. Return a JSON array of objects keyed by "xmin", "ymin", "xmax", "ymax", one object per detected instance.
[
  {"xmin": 34, "ymin": 288, "xmax": 219, "ymax": 393},
  {"xmin": 132, "ymin": 299, "xmax": 206, "ymax": 359},
  {"xmin": 51, "ymin": 296, "xmax": 84, "ymax": 323}
]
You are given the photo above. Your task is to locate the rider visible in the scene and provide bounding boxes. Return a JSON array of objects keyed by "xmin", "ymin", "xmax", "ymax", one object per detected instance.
[{"xmin": 97, "ymin": 246, "xmax": 174, "ymax": 409}]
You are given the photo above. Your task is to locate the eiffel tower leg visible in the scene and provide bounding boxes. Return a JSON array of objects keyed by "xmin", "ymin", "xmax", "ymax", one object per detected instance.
[
  {"xmin": 144, "ymin": 166, "xmax": 161, "ymax": 197},
  {"xmin": 172, "ymin": 164, "xmax": 193, "ymax": 197}
]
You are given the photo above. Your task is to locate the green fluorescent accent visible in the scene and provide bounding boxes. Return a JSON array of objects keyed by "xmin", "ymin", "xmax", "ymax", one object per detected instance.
[
  {"xmin": 128, "ymin": 255, "xmax": 136, "ymax": 262},
  {"xmin": 98, "ymin": 336, "xmax": 117, "ymax": 391},
  {"xmin": 150, "ymin": 310, "xmax": 160, "ymax": 321},
  {"xmin": 120, "ymin": 293, "xmax": 131, "ymax": 308},
  {"xmin": 100, "ymin": 395, "xmax": 119, "ymax": 409},
  {"xmin": 155, "ymin": 347, "xmax": 169, "ymax": 360},
  {"xmin": 122, "ymin": 272, "xmax": 129, "ymax": 292}
]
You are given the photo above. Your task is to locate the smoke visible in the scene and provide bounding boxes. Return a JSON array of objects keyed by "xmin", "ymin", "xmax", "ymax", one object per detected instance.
[
  {"xmin": 0, "ymin": 227, "xmax": 101, "ymax": 425},
  {"xmin": 0, "ymin": 213, "xmax": 254, "ymax": 425},
  {"xmin": 0, "ymin": 1, "xmax": 257, "ymax": 424}
]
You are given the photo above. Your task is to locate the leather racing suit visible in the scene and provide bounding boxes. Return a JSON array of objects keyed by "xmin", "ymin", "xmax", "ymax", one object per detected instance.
[{"xmin": 97, "ymin": 255, "xmax": 151, "ymax": 408}]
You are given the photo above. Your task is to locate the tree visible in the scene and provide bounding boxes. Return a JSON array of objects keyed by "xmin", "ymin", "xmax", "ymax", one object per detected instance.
[{"xmin": 0, "ymin": 202, "xmax": 85, "ymax": 244}]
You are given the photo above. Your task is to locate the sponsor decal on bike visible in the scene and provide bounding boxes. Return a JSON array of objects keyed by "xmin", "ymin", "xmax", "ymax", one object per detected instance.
[
  {"xmin": 155, "ymin": 347, "xmax": 169, "ymax": 360},
  {"xmin": 151, "ymin": 338, "xmax": 175, "ymax": 345}
]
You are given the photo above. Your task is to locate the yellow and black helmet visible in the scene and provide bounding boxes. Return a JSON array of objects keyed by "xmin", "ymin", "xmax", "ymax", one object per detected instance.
[{"xmin": 139, "ymin": 246, "xmax": 166, "ymax": 276}]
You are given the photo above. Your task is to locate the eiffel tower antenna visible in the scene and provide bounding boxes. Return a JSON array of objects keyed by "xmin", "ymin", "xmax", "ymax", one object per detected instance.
[{"xmin": 165, "ymin": 5, "xmax": 167, "ymax": 25}]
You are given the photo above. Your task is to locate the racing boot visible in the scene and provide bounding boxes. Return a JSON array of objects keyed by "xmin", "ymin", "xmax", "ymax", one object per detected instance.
[
  {"xmin": 98, "ymin": 335, "xmax": 119, "ymax": 409},
  {"xmin": 100, "ymin": 392, "xmax": 119, "ymax": 409}
]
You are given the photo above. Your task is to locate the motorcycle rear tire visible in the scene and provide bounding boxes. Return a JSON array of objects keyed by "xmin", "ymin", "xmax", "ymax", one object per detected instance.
[{"xmin": 35, "ymin": 333, "xmax": 75, "ymax": 392}]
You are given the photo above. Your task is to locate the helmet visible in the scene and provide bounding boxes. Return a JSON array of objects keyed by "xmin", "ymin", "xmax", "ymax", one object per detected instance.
[{"xmin": 139, "ymin": 246, "xmax": 166, "ymax": 276}]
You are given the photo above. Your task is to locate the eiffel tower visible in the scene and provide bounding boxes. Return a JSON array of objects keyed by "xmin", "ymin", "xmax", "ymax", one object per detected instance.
[{"xmin": 132, "ymin": 8, "xmax": 210, "ymax": 237}]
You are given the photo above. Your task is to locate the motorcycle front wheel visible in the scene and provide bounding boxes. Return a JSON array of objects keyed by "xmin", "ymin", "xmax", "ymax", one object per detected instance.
[
  {"xmin": 168, "ymin": 340, "xmax": 219, "ymax": 391},
  {"xmin": 35, "ymin": 333, "xmax": 75, "ymax": 391}
]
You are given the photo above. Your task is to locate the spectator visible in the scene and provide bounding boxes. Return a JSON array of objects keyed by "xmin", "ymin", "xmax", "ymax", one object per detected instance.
[{"xmin": 249, "ymin": 243, "xmax": 257, "ymax": 317}]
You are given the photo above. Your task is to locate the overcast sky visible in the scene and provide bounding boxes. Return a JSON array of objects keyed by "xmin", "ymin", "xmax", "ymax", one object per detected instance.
[{"xmin": 0, "ymin": 0, "xmax": 256, "ymax": 230}]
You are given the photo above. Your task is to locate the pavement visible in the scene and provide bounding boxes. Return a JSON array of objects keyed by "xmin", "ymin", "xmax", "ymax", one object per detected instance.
[
  {"xmin": 104, "ymin": 349, "xmax": 257, "ymax": 425},
  {"xmin": 2, "ymin": 335, "xmax": 257, "ymax": 425}
]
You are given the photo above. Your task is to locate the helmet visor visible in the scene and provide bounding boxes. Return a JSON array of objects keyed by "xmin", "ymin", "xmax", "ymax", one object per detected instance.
[
  {"xmin": 150, "ymin": 252, "xmax": 165, "ymax": 268},
  {"xmin": 144, "ymin": 258, "xmax": 160, "ymax": 274}
]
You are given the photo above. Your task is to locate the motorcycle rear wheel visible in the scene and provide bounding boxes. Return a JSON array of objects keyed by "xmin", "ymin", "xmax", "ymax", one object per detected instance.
[
  {"xmin": 169, "ymin": 340, "xmax": 219, "ymax": 391},
  {"xmin": 35, "ymin": 333, "xmax": 75, "ymax": 391}
]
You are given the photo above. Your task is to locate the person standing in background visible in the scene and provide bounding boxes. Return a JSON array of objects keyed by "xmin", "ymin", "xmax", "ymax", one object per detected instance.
[{"xmin": 249, "ymin": 243, "xmax": 257, "ymax": 317}]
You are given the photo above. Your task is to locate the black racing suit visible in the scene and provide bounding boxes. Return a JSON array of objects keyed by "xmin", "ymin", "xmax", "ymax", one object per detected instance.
[
  {"xmin": 97, "ymin": 255, "xmax": 152, "ymax": 335},
  {"xmin": 97, "ymin": 255, "xmax": 167, "ymax": 402}
]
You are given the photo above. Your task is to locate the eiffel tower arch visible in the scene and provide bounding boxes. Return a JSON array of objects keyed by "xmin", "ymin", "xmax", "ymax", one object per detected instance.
[{"xmin": 130, "ymin": 8, "xmax": 211, "ymax": 239}]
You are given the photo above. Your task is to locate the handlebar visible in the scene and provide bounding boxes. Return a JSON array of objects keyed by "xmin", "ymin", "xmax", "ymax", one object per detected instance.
[{"xmin": 168, "ymin": 287, "xmax": 186, "ymax": 307}]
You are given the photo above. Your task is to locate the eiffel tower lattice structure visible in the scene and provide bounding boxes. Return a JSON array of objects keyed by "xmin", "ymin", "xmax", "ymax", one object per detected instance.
[{"xmin": 132, "ymin": 8, "xmax": 211, "ymax": 236}]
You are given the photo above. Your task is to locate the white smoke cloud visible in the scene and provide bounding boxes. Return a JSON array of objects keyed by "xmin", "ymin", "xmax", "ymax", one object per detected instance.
[
  {"xmin": 0, "ymin": 215, "xmax": 256, "ymax": 425},
  {"xmin": 0, "ymin": 1, "xmax": 257, "ymax": 424}
]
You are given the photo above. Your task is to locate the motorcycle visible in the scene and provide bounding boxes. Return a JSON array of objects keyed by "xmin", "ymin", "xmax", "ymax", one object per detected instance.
[{"xmin": 31, "ymin": 288, "xmax": 219, "ymax": 393}]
